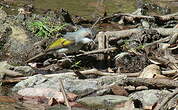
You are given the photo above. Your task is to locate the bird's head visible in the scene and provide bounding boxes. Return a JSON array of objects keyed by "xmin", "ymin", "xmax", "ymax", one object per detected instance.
[{"xmin": 77, "ymin": 28, "xmax": 93, "ymax": 38}]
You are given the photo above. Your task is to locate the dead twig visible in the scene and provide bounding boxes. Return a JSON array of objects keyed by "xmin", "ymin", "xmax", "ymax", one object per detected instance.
[
  {"xmin": 60, "ymin": 47, "xmax": 118, "ymax": 60},
  {"xmin": 0, "ymin": 69, "xmax": 23, "ymax": 77},
  {"xmin": 77, "ymin": 47, "xmax": 117, "ymax": 56},
  {"xmin": 59, "ymin": 80, "xmax": 71, "ymax": 110},
  {"xmin": 91, "ymin": 17, "xmax": 102, "ymax": 29},
  {"xmin": 143, "ymin": 36, "xmax": 171, "ymax": 48},
  {"xmin": 162, "ymin": 70, "xmax": 178, "ymax": 75}
]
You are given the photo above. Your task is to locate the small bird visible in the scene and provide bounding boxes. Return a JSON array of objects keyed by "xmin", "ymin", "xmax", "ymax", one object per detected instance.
[{"xmin": 26, "ymin": 28, "xmax": 94, "ymax": 62}]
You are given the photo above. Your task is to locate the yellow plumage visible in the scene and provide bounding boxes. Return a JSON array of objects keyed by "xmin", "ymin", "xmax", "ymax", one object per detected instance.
[{"xmin": 48, "ymin": 38, "xmax": 74, "ymax": 50}]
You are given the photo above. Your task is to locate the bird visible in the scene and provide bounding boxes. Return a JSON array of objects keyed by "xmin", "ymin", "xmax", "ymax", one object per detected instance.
[{"xmin": 26, "ymin": 28, "xmax": 94, "ymax": 62}]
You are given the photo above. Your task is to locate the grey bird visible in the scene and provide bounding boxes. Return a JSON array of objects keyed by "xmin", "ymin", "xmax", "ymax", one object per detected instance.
[{"xmin": 26, "ymin": 28, "xmax": 94, "ymax": 62}]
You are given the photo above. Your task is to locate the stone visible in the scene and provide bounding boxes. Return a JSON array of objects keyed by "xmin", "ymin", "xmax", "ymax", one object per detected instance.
[
  {"xmin": 129, "ymin": 89, "xmax": 170, "ymax": 107},
  {"xmin": 12, "ymin": 73, "xmax": 127, "ymax": 95},
  {"xmin": 77, "ymin": 95, "xmax": 130, "ymax": 109},
  {"xmin": 0, "ymin": 61, "xmax": 14, "ymax": 70},
  {"xmin": 3, "ymin": 25, "xmax": 34, "ymax": 64},
  {"xmin": 0, "ymin": 9, "xmax": 7, "ymax": 21},
  {"xmin": 12, "ymin": 74, "xmax": 47, "ymax": 91},
  {"xmin": 0, "ymin": 61, "xmax": 35, "ymax": 76},
  {"xmin": 47, "ymin": 104, "xmax": 88, "ymax": 110},
  {"xmin": 14, "ymin": 66, "xmax": 35, "ymax": 75}
]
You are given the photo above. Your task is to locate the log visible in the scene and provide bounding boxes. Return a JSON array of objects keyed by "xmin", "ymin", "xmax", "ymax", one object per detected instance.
[
  {"xmin": 97, "ymin": 28, "xmax": 178, "ymax": 41},
  {"xmin": 125, "ymin": 78, "xmax": 178, "ymax": 88},
  {"xmin": 101, "ymin": 12, "xmax": 178, "ymax": 23}
]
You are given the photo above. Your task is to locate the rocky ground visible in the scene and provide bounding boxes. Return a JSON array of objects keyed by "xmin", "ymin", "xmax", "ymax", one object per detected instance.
[{"xmin": 0, "ymin": 1, "xmax": 178, "ymax": 110}]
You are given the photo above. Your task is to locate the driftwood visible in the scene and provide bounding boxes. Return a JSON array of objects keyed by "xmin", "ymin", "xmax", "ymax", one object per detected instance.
[
  {"xmin": 0, "ymin": 69, "xmax": 23, "ymax": 77},
  {"xmin": 101, "ymin": 12, "xmax": 178, "ymax": 23},
  {"xmin": 125, "ymin": 78, "xmax": 178, "ymax": 88},
  {"xmin": 100, "ymin": 28, "xmax": 178, "ymax": 41}
]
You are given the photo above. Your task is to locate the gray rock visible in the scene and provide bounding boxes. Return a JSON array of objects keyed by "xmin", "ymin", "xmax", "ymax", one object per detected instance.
[
  {"xmin": 129, "ymin": 89, "xmax": 170, "ymax": 107},
  {"xmin": 0, "ymin": 61, "xmax": 14, "ymax": 69},
  {"xmin": 12, "ymin": 74, "xmax": 127, "ymax": 95},
  {"xmin": 3, "ymin": 25, "xmax": 34, "ymax": 64},
  {"xmin": 14, "ymin": 66, "xmax": 35, "ymax": 75},
  {"xmin": 0, "ymin": 9, "xmax": 7, "ymax": 21},
  {"xmin": 34, "ymin": 75, "xmax": 79, "ymax": 91},
  {"xmin": 12, "ymin": 74, "xmax": 47, "ymax": 91},
  {"xmin": 47, "ymin": 104, "xmax": 88, "ymax": 110},
  {"xmin": 0, "ymin": 61, "xmax": 35, "ymax": 76},
  {"xmin": 77, "ymin": 95, "xmax": 130, "ymax": 109},
  {"xmin": 12, "ymin": 73, "xmax": 77, "ymax": 91}
]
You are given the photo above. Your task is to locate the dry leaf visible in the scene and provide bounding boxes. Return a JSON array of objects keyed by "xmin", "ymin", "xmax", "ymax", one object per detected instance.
[
  {"xmin": 111, "ymin": 85, "xmax": 128, "ymax": 96},
  {"xmin": 0, "ymin": 96, "xmax": 16, "ymax": 103},
  {"xmin": 139, "ymin": 64, "xmax": 161, "ymax": 78},
  {"xmin": 48, "ymin": 98, "xmax": 58, "ymax": 106}
]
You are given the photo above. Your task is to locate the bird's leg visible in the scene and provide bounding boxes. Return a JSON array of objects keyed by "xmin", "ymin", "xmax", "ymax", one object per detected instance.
[{"xmin": 62, "ymin": 53, "xmax": 73, "ymax": 63}]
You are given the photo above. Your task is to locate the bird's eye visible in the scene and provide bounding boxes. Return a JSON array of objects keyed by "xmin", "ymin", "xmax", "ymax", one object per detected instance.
[{"xmin": 85, "ymin": 34, "xmax": 91, "ymax": 38}]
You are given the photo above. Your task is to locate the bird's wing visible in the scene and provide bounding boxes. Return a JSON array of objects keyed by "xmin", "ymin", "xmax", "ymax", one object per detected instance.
[{"xmin": 46, "ymin": 38, "xmax": 75, "ymax": 52}]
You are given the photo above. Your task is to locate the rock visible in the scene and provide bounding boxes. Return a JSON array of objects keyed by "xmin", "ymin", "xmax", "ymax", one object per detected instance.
[
  {"xmin": 2, "ymin": 25, "xmax": 34, "ymax": 64},
  {"xmin": 0, "ymin": 61, "xmax": 35, "ymax": 76},
  {"xmin": 0, "ymin": 9, "xmax": 7, "ymax": 21},
  {"xmin": 115, "ymin": 52, "xmax": 150, "ymax": 73},
  {"xmin": 12, "ymin": 74, "xmax": 47, "ymax": 91},
  {"xmin": 0, "ymin": 22, "xmax": 11, "ymax": 53},
  {"xmin": 0, "ymin": 104, "xmax": 23, "ymax": 110},
  {"xmin": 113, "ymin": 100, "xmax": 142, "ymax": 110},
  {"xmin": 77, "ymin": 95, "xmax": 131, "ymax": 109},
  {"xmin": 17, "ymin": 88, "xmax": 78, "ymax": 103},
  {"xmin": 47, "ymin": 104, "xmax": 88, "ymax": 110},
  {"xmin": 129, "ymin": 89, "xmax": 170, "ymax": 107},
  {"xmin": 0, "ymin": 61, "xmax": 14, "ymax": 69},
  {"xmin": 14, "ymin": 66, "xmax": 35, "ymax": 75},
  {"xmin": 12, "ymin": 74, "xmax": 127, "ymax": 95}
]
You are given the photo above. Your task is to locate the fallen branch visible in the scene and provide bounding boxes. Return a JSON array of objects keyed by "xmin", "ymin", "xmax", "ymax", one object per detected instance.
[
  {"xmin": 0, "ymin": 69, "xmax": 23, "ymax": 77},
  {"xmin": 125, "ymin": 78, "xmax": 178, "ymax": 88},
  {"xmin": 100, "ymin": 28, "xmax": 178, "ymax": 41},
  {"xmin": 101, "ymin": 12, "xmax": 178, "ymax": 23},
  {"xmin": 143, "ymin": 36, "xmax": 171, "ymax": 48}
]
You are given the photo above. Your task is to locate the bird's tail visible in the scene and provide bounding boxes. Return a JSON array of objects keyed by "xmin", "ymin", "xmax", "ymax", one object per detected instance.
[{"xmin": 26, "ymin": 52, "xmax": 46, "ymax": 63}]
